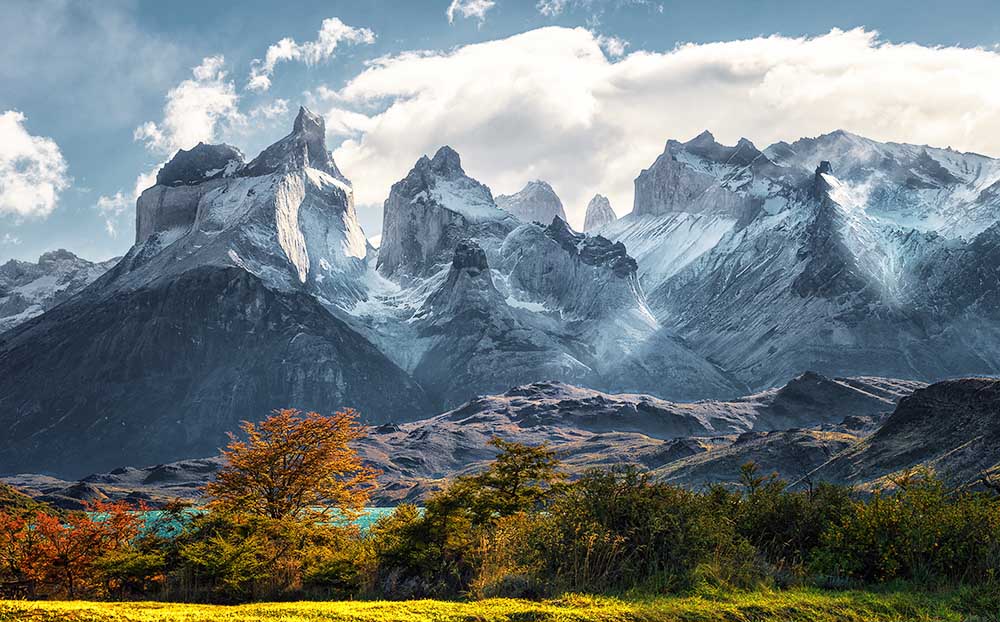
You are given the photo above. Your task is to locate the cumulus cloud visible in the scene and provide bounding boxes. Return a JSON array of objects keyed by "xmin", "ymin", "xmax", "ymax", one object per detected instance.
[
  {"xmin": 95, "ymin": 191, "xmax": 130, "ymax": 237},
  {"xmin": 447, "ymin": 0, "xmax": 497, "ymax": 24},
  {"xmin": 315, "ymin": 27, "xmax": 1000, "ymax": 230},
  {"xmin": 134, "ymin": 56, "xmax": 242, "ymax": 155},
  {"xmin": 0, "ymin": 110, "xmax": 70, "ymax": 219},
  {"xmin": 247, "ymin": 18, "xmax": 375, "ymax": 92}
]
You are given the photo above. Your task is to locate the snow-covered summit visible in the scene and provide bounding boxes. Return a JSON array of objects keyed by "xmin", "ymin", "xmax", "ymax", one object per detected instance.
[
  {"xmin": 125, "ymin": 105, "xmax": 368, "ymax": 303},
  {"xmin": 605, "ymin": 127, "xmax": 1000, "ymax": 392},
  {"xmin": 496, "ymin": 180, "xmax": 568, "ymax": 224},
  {"xmin": 242, "ymin": 106, "xmax": 348, "ymax": 181}
]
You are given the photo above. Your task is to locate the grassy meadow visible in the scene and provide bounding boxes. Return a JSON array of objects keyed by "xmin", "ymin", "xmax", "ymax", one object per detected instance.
[{"xmin": 0, "ymin": 588, "xmax": 994, "ymax": 622}]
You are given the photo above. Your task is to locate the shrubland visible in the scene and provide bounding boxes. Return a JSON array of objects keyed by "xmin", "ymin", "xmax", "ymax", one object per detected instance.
[{"xmin": 0, "ymin": 408, "xmax": 996, "ymax": 614}]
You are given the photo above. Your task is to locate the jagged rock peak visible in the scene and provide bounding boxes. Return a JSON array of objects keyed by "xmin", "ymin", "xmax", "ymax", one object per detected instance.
[
  {"xmin": 429, "ymin": 145, "xmax": 464, "ymax": 176},
  {"xmin": 156, "ymin": 142, "xmax": 245, "ymax": 186},
  {"xmin": 583, "ymin": 194, "xmax": 616, "ymax": 231},
  {"xmin": 813, "ymin": 160, "xmax": 834, "ymax": 199},
  {"xmin": 545, "ymin": 216, "xmax": 637, "ymax": 277},
  {"xmin": 664, "ymin": 130, "xmax": 763, "ymax": 170},
  {"xmin": 410, "ymin": 145, "xmax": 466, "ymax": 179},
  {"xmin": 293, "ymin": 105, "xmax": 324, "ymax": 134},
  {"xmin": 419, "ymin": 239, "xmax": 501, "ymax": 320},
  {"xmin": 689, "ymin": 129, "xmax": 716, "ymax": 144},
  {"xmin": 241, "ymin": 106, "xmax": 346, "ymax": 179}
]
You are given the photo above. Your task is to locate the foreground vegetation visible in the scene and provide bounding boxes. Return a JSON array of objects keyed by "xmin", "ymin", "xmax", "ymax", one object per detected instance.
[
  {"xmin": 1, "ymin": 587, "xmax": 995, "ymax": 622},
  {"xmin": 0, "ymin": 408, "xmax": 998, "ymax": 617}
]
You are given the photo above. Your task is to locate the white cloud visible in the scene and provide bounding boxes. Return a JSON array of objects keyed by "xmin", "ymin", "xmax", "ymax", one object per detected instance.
[
  {"xmin": 538, "ymin": 0, "xmax": 663, "ymax": 17},
  {"xmin": 315, "ymin": 27, "xmax": 1000, "ymax": 230},
  {"xmin": 134, "ymin": 55, "xmax": 242, "ymax": 155},
  {"xmin": 250, "ymin": 98, "xmax": 290, "ymax": 120},
  {"xmin": 95, "ymin": 191, "xmax": 130, "ymax": 237},
  {"xmin": 447, "ymin": 0, "xmax": 497, "ymax": 24},
  {"xmin": 247, "ymin": 18, "xmax": 375, "ymax": 92},
  {"xmin": 0, "ymin": 110, "xmax": 70, "ymax": 219},
  {"xmin": 1, "ymin": 233, "xmax": 22, "ymax": 246},
  {"xmin": 536, "ymin": 0, "xmax": 569, "ymax": 16},
  {"xmin": 595, "ymin": 34, "xmax": 627, "ymax": 57}
]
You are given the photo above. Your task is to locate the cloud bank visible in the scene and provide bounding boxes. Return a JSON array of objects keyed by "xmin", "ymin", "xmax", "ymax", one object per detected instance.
[
  {"xmin": 0, "ymin": 111, "xmax": 70, "ymax": 219},
  {"xmin": 316, "ymin": 27, "xmax": 1000, "ymax": 230}
]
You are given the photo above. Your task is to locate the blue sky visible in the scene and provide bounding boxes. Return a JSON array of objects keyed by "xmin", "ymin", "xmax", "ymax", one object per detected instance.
[{"xmin": 4, "ymin": 0, "xmax": 1000, "ymax": 263}]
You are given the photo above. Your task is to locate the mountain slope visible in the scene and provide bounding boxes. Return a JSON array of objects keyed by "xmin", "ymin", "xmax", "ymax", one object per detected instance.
[
  {"xmin": 0, "ymin": 107, "xmax": 432, "ymax": 477},
  {"xmin": 806, "ymin": 378, "xmax": 1000, "ymax": 490},
  {"xmin": 356, "ymin": 148, "xmax": 741, "ymax": 405},
  {"xmin": 605, "ymin": 130, "xmax": 1000, "ymax": 389}
]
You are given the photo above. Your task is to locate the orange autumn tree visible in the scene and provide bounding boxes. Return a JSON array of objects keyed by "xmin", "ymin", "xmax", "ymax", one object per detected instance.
[
  {"xmin": 204, "ymin": 408, "xmax": 377, "ymax": 520},
  {"xmin": 18, "ymin": 501, "xmax": 145, "ymax": 598}
]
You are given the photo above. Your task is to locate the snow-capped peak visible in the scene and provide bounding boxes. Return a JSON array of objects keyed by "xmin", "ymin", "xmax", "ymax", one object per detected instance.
[{"xmin": 496, "ymin": 179, "xmax": 567, "ymax": 224}]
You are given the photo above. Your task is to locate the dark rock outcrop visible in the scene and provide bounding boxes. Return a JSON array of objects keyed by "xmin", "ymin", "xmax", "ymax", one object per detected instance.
[{"xmin": 155, "ymin": 142, "xmax": 244, "ymax": 186}]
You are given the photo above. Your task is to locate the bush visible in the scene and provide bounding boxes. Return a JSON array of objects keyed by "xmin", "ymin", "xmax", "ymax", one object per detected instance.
[
  {"xmin": 812, "ymin": 471, "xmax": 1000, "ymax": 584},
  {"xmin": 533, "ymin": 467, "xmax": 734, "ymax": 594},
  {"xmin": 713, "ymin": 463, "xmax": 854, "ymax": 580}
]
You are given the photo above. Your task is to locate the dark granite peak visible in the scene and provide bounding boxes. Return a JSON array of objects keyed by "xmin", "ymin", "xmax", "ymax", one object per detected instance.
[{"xmin": 156, "ymin": 142, "xmax": 245, "ymax": 186}]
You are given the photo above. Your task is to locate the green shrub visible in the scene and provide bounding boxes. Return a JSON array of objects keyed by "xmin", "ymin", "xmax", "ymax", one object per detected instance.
[
  {"xmin": 535, "ymin": 467, "xmax": 733, "ymax": 594},
  {"xmin": 812, "ymin": 471, "xmax": 1000, "ymax": 584}
]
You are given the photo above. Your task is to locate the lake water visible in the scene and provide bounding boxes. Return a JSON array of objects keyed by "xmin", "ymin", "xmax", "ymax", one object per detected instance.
[{"xmin": 106, "ymin": 507, "xmax": 401, "ymax": 536}]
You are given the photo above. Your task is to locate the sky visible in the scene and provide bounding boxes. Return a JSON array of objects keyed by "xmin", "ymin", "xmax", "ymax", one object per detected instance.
[{"xmin": 4, "ymin": 0, "xmax": 1000, "ymax": 263}]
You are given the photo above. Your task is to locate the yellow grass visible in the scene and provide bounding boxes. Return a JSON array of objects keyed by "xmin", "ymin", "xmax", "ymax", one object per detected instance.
[{"xmin": 0, "ymin": 588, "xmax": 985, "ymax": 622}]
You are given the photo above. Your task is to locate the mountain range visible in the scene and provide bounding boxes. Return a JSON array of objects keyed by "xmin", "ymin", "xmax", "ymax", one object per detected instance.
[{"xmin": 2, "ymin": 107, "xmax": 1000, "ymax": 479}]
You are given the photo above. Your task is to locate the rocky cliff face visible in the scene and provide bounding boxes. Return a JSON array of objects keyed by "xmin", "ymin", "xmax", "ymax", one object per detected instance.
[
  {"xmin": 583, "ymin": 194, "xmax": 616, "ymax": 231},
  {"xmin": 410, "ymin": 241, "xmax": 593, "ymax": 406},
  {"xmin": 135, "ymin": 142, "xmax": 244, "ymax": 244},
  {"xmin": 0, "ymin": 250, "xmax": 118, "ymax": 332},
  {"xmin": 495, "ymin": 180, "xmax": 568, "ymax": 224},
  {"xmin": 500, "ymin": 217, "xmax": 639, "ymax": 317},
  {"xmin": 124, "ymin": 108, "xmax": 370, "ymax": 306},
  {"xmin": 377, "ymin": 147, "xmax": 518, "ymax": 279}
]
